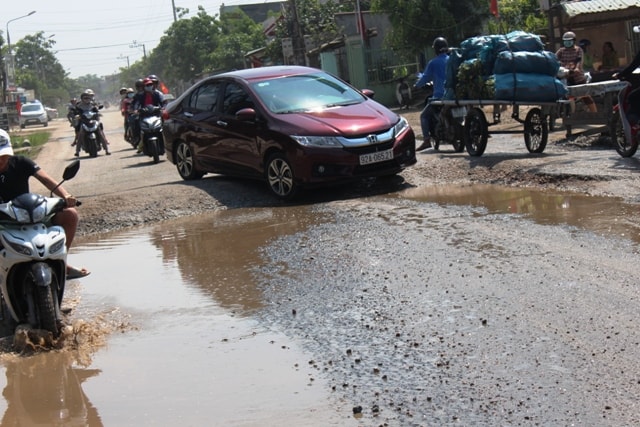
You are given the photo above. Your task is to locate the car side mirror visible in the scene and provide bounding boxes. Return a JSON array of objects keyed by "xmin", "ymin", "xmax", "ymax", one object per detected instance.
[
  {"xmin": 236, "ymin": 108, "xmax": 256, "ymax": 121},
  {"xmin": 362, "ymin": 89, "xmax": 375, "ymax": 99}
]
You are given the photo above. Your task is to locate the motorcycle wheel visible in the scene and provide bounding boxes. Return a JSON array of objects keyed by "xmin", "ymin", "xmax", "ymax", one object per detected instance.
[
  {"xmin": 87, "ymin": 138, "xmax": 98, "ymax": 158},
  {"xmin": 151, "ymin": 142, "xmax": 160, "ymax": 164},
  {"xmin": 610, "ymin": 110, "xmax": 639, "ymax": 157},
  {"xmin": 464, "ymin": 108, "xmax": 488, "ymax": 157},
  {"xmin": 524, "ymin": 108, "xmax": 548, "ymax": 153},
  {"xmin": 35, "ymin": 285, "xmax": 59, "ymax": 336}
]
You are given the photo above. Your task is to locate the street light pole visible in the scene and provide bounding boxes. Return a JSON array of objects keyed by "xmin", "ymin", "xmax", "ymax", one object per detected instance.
[{"xmin": 6, "ymin": 11, "xmax": 37, "ymax": 84}]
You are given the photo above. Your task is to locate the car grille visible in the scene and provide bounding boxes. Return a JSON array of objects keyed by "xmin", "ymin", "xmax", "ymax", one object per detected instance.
[{"xmin": 343, "ymin": 139, "xmax": 394, "ymax": 155}]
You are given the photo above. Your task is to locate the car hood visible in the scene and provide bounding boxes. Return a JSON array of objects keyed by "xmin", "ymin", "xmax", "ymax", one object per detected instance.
[{"xmin": 279, "ymin": 101, "xmax": 399, "ymax": 137}]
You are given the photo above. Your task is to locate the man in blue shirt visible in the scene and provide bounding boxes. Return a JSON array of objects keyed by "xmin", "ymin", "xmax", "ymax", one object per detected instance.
[{"xmin": 414, "ymin": 37, "xmax": 449, "ymax": 151}]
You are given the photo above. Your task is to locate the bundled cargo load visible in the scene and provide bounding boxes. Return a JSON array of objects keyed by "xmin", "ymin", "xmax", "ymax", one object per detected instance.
[{"xmin": 444, "ymin": 31, "xmax": 567, "ymax": 102}]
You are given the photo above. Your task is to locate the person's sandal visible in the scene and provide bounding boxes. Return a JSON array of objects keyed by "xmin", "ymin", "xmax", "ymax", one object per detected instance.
[{"xmin": 66, "ymin": 266, "xmax": 91, "ymax": 280}]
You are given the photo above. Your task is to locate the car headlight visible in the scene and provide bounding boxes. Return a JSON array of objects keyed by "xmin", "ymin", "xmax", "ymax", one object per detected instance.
[
  {"xmin": 394, "ymin": 117, "xmax": 410, "ymax": 137},
  {"xmin": 292, "ymin": 136, "xmax": 344, "ymax": 148}
]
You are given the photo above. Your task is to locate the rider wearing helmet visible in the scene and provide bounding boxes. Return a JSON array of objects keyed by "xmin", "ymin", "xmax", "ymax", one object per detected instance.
[
  {"xmin": 72, "ymin": 89, "xmax": 111, "ymax": 156},
  {"xmin": 132, "ymin": 76, "xmax": 165, "ymax": 153},
  {"xmin": 414, "ymin": 36, "xmax": 450, "ymax": 151},
  {"xmin": 556, "ymin": 31, "xmax": 584, "ymax": 81}
]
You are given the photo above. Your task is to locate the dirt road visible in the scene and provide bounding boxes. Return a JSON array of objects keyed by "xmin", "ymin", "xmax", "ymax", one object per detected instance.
[
  {"xmin": 28, "ymin": 106, "xmax": 640, "ymax": 238},
  {"xmin": 23, "ymin": 105, "xmax": 640, "ymax": 426}
]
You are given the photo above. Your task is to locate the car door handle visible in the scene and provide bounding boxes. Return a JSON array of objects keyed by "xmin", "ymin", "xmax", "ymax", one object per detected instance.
[{"xmin": 216, "ymin": 120, "xmax": 228, "ymax": 127}]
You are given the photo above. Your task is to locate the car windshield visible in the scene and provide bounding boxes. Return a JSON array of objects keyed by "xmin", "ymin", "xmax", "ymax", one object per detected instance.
[
  {"xmin": 251, "ymin": 72, "xmax": 365, "ymax": 114},
  {"xmin": 21, "ymin": 104, "xmax": 42, "ymax": 112}
]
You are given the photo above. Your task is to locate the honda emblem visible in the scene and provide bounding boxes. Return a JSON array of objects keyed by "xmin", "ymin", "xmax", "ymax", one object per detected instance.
[{"xmin": 367, "ymin": 134, "xmax": 378, "ymax": 144}]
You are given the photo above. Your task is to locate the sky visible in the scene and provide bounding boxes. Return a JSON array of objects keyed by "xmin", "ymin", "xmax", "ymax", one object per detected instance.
[{"xmin": 3, "ymin": 0, "xmax": 281, "ymax": 79}]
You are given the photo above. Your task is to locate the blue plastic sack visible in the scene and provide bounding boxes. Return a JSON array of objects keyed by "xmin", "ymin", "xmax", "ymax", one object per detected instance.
[
  {"xmin": 493, "ymin": 51, "xmax": 560, "ymax": 76},
  {"xmin": 494, "ymin": 73, "xmax": 567, "ymax": 102}
]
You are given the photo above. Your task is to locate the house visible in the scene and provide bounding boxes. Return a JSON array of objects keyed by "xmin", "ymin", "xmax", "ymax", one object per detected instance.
[{"xmin": 545, "ymin": 0, "xmax": 640, "ymax": 73}]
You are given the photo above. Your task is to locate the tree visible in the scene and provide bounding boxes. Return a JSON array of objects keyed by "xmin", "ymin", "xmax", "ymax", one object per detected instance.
[
  {"xmin": 486, "ymin": 0, "xmax": 548, "ymax": 37},
  {"xmin": 370, "ymin": 0, "xmax": 488, "ymax": 61},
  {"xmin": 153, "ymin": 7, "xmax": 222, "ymax": 84},
  {"xmin": 210, "ymin": 8, "xmax": 266, "ymax": 71},
  {"xmin": 13, "ymin": 32, "xmax": 67, "ymax": 105},
  {"xmin": 265, "ymin": 0, "xmax": 350, "ymax": 65}
]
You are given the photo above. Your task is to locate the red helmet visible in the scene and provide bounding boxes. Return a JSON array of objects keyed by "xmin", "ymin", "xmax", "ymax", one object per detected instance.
[{"xmin": 143, "ymin": 78, "xmax": 154, "ymax": 86}]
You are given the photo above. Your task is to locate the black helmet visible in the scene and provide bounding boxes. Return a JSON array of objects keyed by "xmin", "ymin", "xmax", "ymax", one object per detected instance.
[
  {"xmin": 147, "ymin": 74, "xmax": 159, "ymax": 83},
  {"xmin": 433, "ymin": 37, "xmax": 448, "ymax": 54},
  {"xmin": 135, "ymin": 78, "xmax": 144, "ymax": 89}
]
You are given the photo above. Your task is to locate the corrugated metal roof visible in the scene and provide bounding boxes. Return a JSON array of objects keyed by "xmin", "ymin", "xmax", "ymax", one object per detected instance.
[{"xmin": 563, "ymin": 0, "xmax": 640, "ymax": 17}]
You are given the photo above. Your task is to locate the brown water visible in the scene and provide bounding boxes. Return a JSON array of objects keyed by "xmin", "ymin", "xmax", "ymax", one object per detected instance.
[
  {"xmin": 0, "ymin": 184, "xmax": 637, "ymax": 426},
  {"xmin": 398, "ymin": 183, "xmax": 640, "ymax": 244}
]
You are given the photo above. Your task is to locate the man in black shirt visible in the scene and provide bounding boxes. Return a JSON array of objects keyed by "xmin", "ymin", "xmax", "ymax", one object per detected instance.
[{"xmin": 0, "ymin": 129, "xmax": 89, "ymax": 279}]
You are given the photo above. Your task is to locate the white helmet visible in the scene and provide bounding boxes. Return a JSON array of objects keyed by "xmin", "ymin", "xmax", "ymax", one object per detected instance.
[
  {"xmin": 562, "ymin": 31, "xmax": 576, "ymax": 41},
  {"xmin": 81, "ymin": 89, "xmax": 94, "ymax": 97}
]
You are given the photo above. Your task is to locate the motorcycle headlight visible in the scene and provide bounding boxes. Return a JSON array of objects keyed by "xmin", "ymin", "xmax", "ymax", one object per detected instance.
[
  {"xmin": 7, "ymin": 241, "xmax": 32, "ymax": 256},
  {"xmin": 49, "ymin": 237, "xmax": 65, "ymax": 254},
  {"xmin": 291, "ymin": 136, "xmax": 343, "ymax": 148}
]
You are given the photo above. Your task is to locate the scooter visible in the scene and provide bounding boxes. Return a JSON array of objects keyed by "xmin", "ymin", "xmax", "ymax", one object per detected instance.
[
  {"xmin": 138, "ymin": 105, "xmax": 165, "ymax": 164},
  {"xmin": 0, "ymin": 160, "xmax": 80, "ymax": 338},
  {"xmin": 610, "ymin": 71, "xmax": 640, "ymax": 158},
  {"xmin": 423, "ymin": 83, "xmax": 466, "ymax": 152},
  {"xmin": 76, "ymin": 106, "xmax": 104, "ymax": 158}
]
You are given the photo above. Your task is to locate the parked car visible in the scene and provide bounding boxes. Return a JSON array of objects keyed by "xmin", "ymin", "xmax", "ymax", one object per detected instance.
[
  {"xmin": 19, "ymin": 102, "xmax": 48, "ymax": 128},
  {"xmin": 45, "ymin": 106, "xmax": 58, "ymax": 120},
  {"xmin": 162, "ymin": 65, "xmax": 416, "ymax": 199}
]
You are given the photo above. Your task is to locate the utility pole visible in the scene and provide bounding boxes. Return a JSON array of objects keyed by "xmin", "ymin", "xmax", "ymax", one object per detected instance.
[
  {"xmin": 130, "ymin": 40, "xmax": 147, "ymax": 60},
  {"xmin": 171, "ymin": 0, "xmax": 177, "ymax": 22},
  {"xmin": 288, "ymin": 0, "xmax": 306, "ymax": 66}
]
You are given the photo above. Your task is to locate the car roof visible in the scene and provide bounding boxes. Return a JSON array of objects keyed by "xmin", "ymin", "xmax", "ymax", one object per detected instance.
[{"xmin": 214, "ymin": 65, "xmax": 323, "ymax": 83}]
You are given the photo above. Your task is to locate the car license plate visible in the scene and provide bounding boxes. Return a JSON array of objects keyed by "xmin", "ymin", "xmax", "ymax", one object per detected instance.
[{"xmin": 359, "ymin": 148, "xmax": 394, "ymax": 165}]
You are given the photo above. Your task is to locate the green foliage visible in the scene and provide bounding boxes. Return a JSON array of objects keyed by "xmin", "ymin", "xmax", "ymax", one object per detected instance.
[
  {"xmin": 210, "ymin": 9, "xmax": 266, "ymax": 71},
  {"xmin": 371, "ymin": 0, "xmax": 488, "ymax": 62},
  {"xmin": 9, "ymin": 131, "xmax": 50, "ymax": 159},
  {"xmin": 152, "ymin": 7, "xmax": 223, "ymax": 84},
  {"xmin": 265, "ymin": 0, "xmax": 350, "ymax": 65},
  {"xmin": 486, "ymin": 0, "xmax": 548, "ymax": 37},
  {"xmin": 456, "ymin": 59, "xmax": 494, "ymax": 99}
]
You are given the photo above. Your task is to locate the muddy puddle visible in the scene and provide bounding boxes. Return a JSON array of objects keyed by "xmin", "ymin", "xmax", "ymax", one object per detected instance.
[
  {"xmin": 0, "ymin": 184, "xmax": 637, "ymax": 426},
  {"xmin": 397, "ymin": 183, "xmax": 640, "ymax": 244}
]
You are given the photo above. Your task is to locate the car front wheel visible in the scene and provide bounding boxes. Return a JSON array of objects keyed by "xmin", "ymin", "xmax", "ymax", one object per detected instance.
[
  {"xmin": 175, "ymin": 141, "xmax": 204, "ymax": 180},
  {"xmin": 265, "ymin": 153, "xmax": 298, "ymax": 199}
]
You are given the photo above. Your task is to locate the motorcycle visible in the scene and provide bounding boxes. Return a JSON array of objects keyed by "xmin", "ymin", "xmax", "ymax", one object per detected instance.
[
  {"xmin": 138, "ymin": 105, "xmax": 165, "ymax": 164},
  {"xmin": 75, "ymin": 105, "xmax": 104, "ymax": 158},
  {"xmin": 610, "ymin": 71, "xmax": 640, "ymax": 158},
  {"xmin": 423, "ymin": 83, "xmax": 466, "ymax": 152},
  {"xmin": 432, "ymin": 104, "xmax": 467, "ymax": 152},
  {"xmin": 0, "ymin": 160, "xmax": 80, "ymax": 338}
]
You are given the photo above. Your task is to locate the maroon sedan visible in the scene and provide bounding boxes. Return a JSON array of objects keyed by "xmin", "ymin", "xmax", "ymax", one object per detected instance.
[{"xmin": 162, "ymin": 66, "xmax": 416, "ymax": 199}]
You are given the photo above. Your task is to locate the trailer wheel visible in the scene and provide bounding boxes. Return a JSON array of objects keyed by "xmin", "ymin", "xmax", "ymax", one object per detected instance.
[
  {"xmin": 524, "ymin": 107, "xmax": 548, "ymax": 153},
  {"xmin": 464, "ymin": 108, "xmax": 488, "ymax": 157}
]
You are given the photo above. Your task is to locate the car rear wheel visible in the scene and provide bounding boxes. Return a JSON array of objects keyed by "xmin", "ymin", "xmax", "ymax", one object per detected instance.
[
  {"xmin": 266, "ymin": 153, "xmax": 298, "ymax": 199},
  {"xmin": 176, "ymin": 141, "xmax": 204, "ymax": 180}
]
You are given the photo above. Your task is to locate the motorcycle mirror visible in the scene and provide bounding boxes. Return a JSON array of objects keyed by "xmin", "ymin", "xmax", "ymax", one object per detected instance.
[{"xmin": 62, "ymin": 160, "xmax": 80, "ymax": 181}]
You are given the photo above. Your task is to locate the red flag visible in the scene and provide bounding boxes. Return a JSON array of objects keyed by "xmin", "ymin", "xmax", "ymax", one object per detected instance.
[
  {"xmin": 159, "ymin": 81, "xmax": 170, "ymax": 94},
  {"xmin": 490, "ymin": 0, "xmax": 499, "ymax": 17},
  {"xmin": 15, "ymin": 97, "xmax": 21, "ymax": 117}
]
